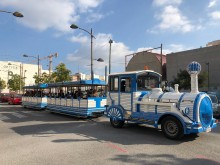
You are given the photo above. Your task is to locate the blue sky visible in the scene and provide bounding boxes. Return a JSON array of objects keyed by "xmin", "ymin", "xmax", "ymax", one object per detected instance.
[{"xmin": 0, "ymin": 0, "xmax": 220, "ymax": 76}]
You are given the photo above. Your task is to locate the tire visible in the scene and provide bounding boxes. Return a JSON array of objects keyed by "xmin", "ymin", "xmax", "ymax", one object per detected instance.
[
  {"xmin": 110, "ymin": 117, "xmax": 125, "ymax": 128},
  {"xmin": 107, "ymin": 106, "xmax": 125, "ymax": 128},
  {"xmin": 161, "ymin": 116, "xmax": 184, "ymax": 140}
]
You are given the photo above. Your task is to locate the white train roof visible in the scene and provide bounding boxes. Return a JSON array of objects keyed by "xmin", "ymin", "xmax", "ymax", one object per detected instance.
[{"xmin": 109, "ymin": 70, "xmax": 161, "ymax": 76}]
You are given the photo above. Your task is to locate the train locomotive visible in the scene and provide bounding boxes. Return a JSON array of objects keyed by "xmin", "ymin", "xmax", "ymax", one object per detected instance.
[{"xmin": 105, "ymin": 61, "xmax": 217, "ymax": 139}]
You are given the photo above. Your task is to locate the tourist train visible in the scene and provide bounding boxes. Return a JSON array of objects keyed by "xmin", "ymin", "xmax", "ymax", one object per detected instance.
[
  {"xmin": 105, "ymin": 61, "xmax": 217, "ymax": 139},
  {"xmin": 22, "ymin": 61, "xmax": 217, "ymax": 139}
]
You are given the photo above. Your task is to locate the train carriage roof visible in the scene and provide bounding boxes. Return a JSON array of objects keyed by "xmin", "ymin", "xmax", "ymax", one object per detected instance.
[
  {"xmin": 47, "ymin": 78, "xmax": 107, "ymax": 87},
  {"xmin": 109, "ymin": 70, "xmax": 161, "ymax": 76},
  {"xmin": 23, "ymin": 79, "xmax": 106, "ymax": 89}
]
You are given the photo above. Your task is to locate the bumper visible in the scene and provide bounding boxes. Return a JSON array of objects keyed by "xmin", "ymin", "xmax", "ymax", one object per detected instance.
[{"xmin": 185, "ymin": 119, "xmax": 217, "ymax": 134}]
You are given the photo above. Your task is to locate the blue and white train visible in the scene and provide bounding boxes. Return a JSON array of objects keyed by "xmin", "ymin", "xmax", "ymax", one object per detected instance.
[
  {"xmin": 22, "ymin": 84, "xmax": 48, "ymax": 109},
  {"xmin": 105, "ymin": 61, "xmax": 217, "ymax": 139}
]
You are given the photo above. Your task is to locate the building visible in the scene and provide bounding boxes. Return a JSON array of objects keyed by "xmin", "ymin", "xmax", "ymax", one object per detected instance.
[
  {"xmin": 166, "ymin": 43, "xmax": 220, "ymax": 91},
  {"xmin": 126, "ymin": 50, "xmax": 166, "ymax": 80},
  {"xmin": 72, "ymin": 73, "xmax": 105, "ymax": 81},
  {"xmin": 0, "ymin": 61, "xmax": 48, "ymax": 90}
]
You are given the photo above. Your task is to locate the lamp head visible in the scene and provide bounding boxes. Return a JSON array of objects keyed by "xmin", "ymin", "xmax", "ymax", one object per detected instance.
[
  {"xmin": 70, "ymin": 24, "xmax": 79, "ymax": 29},
  {"xmin": 97, "ymin": 58, "xmax": 104, "ymax": 62},
  {"xmin": 13, "ymin": 11, "xmax": 23, "ymax": 17}
]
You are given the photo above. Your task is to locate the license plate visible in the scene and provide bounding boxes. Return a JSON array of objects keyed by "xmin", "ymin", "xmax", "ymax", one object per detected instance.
[{"xmin": 206, "ymin": 127, "xmax": 211, "ymax": 132}]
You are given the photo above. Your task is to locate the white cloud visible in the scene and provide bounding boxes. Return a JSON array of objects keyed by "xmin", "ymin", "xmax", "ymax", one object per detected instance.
[
  {"xmin": 86, "ymin": 13, "xmax": 104, "ymax": 23},
  {"xmin": 208, "ymin": 0, "xmax": 217, "ymax": 8},
  {"xmin": 70, "ymin": 33, "xmax": 89, "ymax": 43},
  {"xmin": 0, "ymin": 0, "xmax": 104, "ymax": 32},
  {"xmin": 153, "ymin": 0, "xmax": 182, "ymax": 6},
  {"xmin": 157, "ymin": 6, "xmax": 195, "ymax": 33},
  {"xmin": 209, "ymin": 11, "xmax": 220, "ymax": 19},
  {"xmin": 67, "ymin": 33, "xmax": 133, "ymax": 74}
]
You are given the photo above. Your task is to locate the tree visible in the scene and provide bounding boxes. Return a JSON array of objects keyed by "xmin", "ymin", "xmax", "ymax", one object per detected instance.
[
  {"xmin": 8, "ymin": 74, "xmax": 25, "ymax": 91},
  {"xmin": 171, "ymin": 70, "xmax": 207, "ymax": 90},
  {"xmin": 51, "ymin": 63, "xmax": 72, "ymax": 82},
  {"xmin": 0, "ymin": 78, "xmax": 6, "ymax": 89},
  {"xmin": 33, "ymin": 72, "xmax": 53, "ymax": 84}
]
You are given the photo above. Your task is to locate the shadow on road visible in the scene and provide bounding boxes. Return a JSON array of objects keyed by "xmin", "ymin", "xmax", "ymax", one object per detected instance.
[
  {"xmin": 11, "ymin": 117, "xmax": 201, "ymax": 146},
  {"xmin": 110, "ymin": 153, "xmax": 220, "ymax": 165}
]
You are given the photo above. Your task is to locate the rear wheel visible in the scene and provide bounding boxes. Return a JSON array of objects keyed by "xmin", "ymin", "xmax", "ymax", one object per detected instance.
[{"xmin": 161, "ymin": 116, "xmax": 184, "ymax": 140}]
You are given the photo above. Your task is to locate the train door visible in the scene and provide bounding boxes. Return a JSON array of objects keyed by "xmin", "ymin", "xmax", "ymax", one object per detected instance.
[{"xmin": 119, "ymin": 76, "xmax": 133, "ymax": 112}]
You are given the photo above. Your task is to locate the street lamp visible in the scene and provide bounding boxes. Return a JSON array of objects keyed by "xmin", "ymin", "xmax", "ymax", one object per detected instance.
[
  {"xmin": 24, "ymin": 70, "xmax": 27, "ymax": 86},
  {"xmin": 206, "ymin": 62, "xmax": 210, "ymax": 91},
  {"xmin": 0, "ymin": 10, "xmax": 23, "ymax": 17},
  {"xmin": 109, "ymin": 39, "xmax": 113, "ymax": 74},
  {"xmin": 23, "ymin": 54, "xmax": 40, "ymax": 83},
  {"xmin": 8, "ymin": 63, "xmax": 22, "ymax": 93},
  {"xmin": 70, "ymin": 24, "xmax": 95, "ymax": 81}
]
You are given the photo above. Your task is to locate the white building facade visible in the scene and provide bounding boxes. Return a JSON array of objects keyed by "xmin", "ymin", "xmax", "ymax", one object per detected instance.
[{"xmin": 0, "ymin": 61, "xmax": 48, "ymax": 90}]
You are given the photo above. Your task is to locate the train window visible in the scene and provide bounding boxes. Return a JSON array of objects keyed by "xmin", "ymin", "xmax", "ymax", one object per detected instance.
[
  {"xmin": 109, "ymin": 76, "xmax": 119, "ymax": 92},
  {"xmin": 137, "ymin": 73, "xmax": 159, "ymax": 91},
  {"xmin": 120, "ymin": 77, "xmax": 131, "ymax": 92}
]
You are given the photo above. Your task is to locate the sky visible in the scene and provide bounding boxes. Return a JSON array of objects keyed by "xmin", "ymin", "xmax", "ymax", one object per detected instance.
[{"xmin": 0, "ymin": 0, "xmax": 220, "ymax": 76}]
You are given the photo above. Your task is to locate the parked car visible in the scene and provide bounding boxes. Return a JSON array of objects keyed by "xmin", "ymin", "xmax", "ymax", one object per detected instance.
[
  {"xmin": 0, "ymin": 93, "xmax": 11, "ymax": 103},
  {"xmin": 208, "ymin": 94, "xmax": 220, "ymax": 118},
  {"xmin": 8, "ymin": 94, "xmax": 22, "ymax": 105}
]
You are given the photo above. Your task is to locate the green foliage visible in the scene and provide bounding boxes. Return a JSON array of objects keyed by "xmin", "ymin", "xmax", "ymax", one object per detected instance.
[
  {"xmin": 0, "ymin": 78, "xmax": 6, "ymax": 89},
  {"xmin": 51, "ymin": 63, "xmax": 72, "ymax": 82},
  {"xmin": 32, "ymin": 63, "xmax": 72, "ymax": 84},
  {"xmin": 8, "ymin": 74, "xmax": 25, "ymax": 91},
  {"xmin": 33, "ymin": 72, "xmax": 53, "ymax": 84},
  {"xmin": 171, "ymin": 70, "xmax": 207, "ymax": 90}
]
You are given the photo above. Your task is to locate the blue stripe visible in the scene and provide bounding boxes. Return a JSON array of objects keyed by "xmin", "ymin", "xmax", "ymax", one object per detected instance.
[
  {"xmin": 155, "ymin": 93, "xmax": 165, "ymax": 115},
  {"xmin": 137, "ymin": 92, "xmax": 149, "ymax": 112},
  {"xmin": 177, "ymin": 92, "xmax": 186, "ymax": 110}
]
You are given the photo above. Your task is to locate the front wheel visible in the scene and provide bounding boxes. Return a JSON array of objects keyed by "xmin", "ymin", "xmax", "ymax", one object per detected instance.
[
  {"xmin": 107, "ymin": 106, "xmax": 125, "ymax": 128},
  {"xmin": 161, "ymin": 116, "xmax": 184, "ymax": 140}
]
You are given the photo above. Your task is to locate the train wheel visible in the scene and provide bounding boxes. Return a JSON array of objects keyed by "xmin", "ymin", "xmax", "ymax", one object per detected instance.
[
  {"xmin": 161, "ymin": 116, "xmax": 184, "ymax": 140},
  {"xmin": 107, "ymin": 106, "xmax": 125, "ymax": 128}
]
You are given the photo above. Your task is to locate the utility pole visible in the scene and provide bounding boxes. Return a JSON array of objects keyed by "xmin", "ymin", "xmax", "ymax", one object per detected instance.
[
  {"xmin": 48, "ymin": 53, "xmax": 58, "ymax": 76},
  {"xmin": 161, "ymin": 43, "xmax": 163, "ymax": 80},
  {"xmin": 109, "ymin": 39, "xmax": 113, "ymax": 74}
]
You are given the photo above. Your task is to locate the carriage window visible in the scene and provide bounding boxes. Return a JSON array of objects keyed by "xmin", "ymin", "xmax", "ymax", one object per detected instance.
[
  {"xmin": 120, "ymin": 77, "xmax": 131, "ymax": 92},
  {"xmin": 137, "ymin": 73, "xmax": 160, "ymax": 91},
  {"xmin": 110, "ymin": 76, "xmax": 119, "ymax": 91}
]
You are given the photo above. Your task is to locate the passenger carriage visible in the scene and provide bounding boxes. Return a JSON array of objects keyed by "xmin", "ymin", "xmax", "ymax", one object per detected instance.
[
  {"xmin": 46, "ymin": 78, "xmax": 107, "ymax": 117},
  {"xmin": 105, "ymin": 62, "xmax": 217, "ymax": 139},
  {"xmin": 22, "ymin": 84, "xmax": 48, "ymax": 109}
]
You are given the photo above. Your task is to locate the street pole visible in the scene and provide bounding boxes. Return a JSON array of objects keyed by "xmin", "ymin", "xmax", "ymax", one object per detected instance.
[
  {"xmin": 206, "ymin": 62, "xmax": 210, "ymax": 91},
  {"xmin": 109, "ymin": 39, "xmax": 113, "ymax": 74},
  {"xmin": 38, "ymin": 55, "xmax": 40, "ymax": 82},
  {"xmin": 19, "ymin": 63, "xmax": 22, "ymax": 94},
  {"xmin": 91, "ymin": 28, "xmax": 94, "ymax": 81},
  {"xmin": 160, "ymin": 43, "xmax": 163, "ymax": 80}
]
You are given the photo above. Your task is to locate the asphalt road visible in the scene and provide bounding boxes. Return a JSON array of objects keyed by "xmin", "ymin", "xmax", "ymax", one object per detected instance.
[{"xmin": 0, "ymin": 103, "xmax": 220, "ymax": 165}]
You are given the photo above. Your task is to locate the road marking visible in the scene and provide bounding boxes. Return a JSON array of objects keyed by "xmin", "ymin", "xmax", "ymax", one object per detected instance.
[
  {"xmin": 12, "ymin": 112, "xmax": 26, "ymax": 118},
  {"xmin": 0, "ymin": 114, "xmax": 10, "ymax": 120},
  {"xmin": 105, "ymin": 142, "xmax": 127, "ymax": 153}
]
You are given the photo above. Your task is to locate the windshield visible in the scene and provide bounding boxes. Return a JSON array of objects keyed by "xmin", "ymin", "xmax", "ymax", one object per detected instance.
[{"xmin": 137, "ymin": 72, "xmax": 160, "ymax": 91}]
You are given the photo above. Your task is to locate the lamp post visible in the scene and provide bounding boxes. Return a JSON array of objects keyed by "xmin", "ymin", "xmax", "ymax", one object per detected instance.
[
  {"xmin": 0, "ymin": 10, "xmax": 23, "ymax": 17},
  {"xmin": 206, "ymin": 62, "xmax": 210, "ymax": 91},
  {"xmin": 24, "ymin": 70, "xmax": 27, "ymax": 86},
  {"xmin": 70, "ymin": 24, "xmax": 95, "ymax": 81},
  {"xmin": 23, "ymin": 54, "xmax": 40, "ymax": 83},
  {"xmin": 109, "ymin": 39, "xmax": 113, "ymax": 74}
]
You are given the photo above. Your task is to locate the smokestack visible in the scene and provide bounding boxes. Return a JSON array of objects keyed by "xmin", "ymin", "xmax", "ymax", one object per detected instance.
[{"xmin": 187, "ymin": 61, "xmax": 201, "ymax": 94}]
